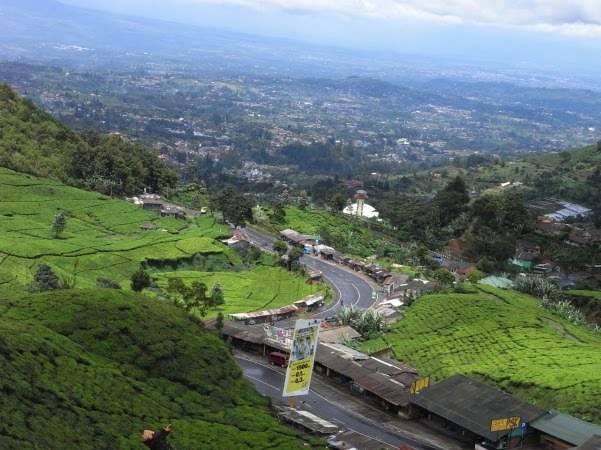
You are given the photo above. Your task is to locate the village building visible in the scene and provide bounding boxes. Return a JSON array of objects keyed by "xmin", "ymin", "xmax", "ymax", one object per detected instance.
[
  {"xmin": 529, "ymin": 410, "xmax": 601, "ymax": 450},
  {"xmin": 139, "ymin": 194, "xmax": 164, "ymax": 213},
  {"xmin": 228, "ymin": 304, "xmax": 298, "ymax": 325},
  {"xmin": 382, "ymin": 273, "xmax": 410, "ymax": 295},
  {"xmin": 140, "ymin": 222, "xmax": 157, "ymax": 231},
  {"xmin": 221, "ymin": 229, "xmax": 251, "ymax": 249},
  {"xmin": 411, "ymin": 374, "xmax": 546, "ymax": 449},
  {"xmin": 160, "ymin": 205, "xmax": 186, "ymax": 219},
  {"xmin": 512, "ymin": 240, "xmax": 541, "ymax": 270},
  {"xmin": 294, "ymin": 294, "xmax": 324, "ymax": 312}
]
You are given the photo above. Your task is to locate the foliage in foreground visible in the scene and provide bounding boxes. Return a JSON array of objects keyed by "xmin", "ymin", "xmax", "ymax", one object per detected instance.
[
  {"xmin": 0, "ymin": 289, "xmax": 323, "ymax": 449},
  {"xmin": 359, "ymin": 285, "xmax": 601, "ymax": 423}
]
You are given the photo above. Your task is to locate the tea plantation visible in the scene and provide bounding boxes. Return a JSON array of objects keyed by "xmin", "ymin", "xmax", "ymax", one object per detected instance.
[
  {"xmin": 360, "ymin": 285, "xmax": 601, "ymax": 423},
  {"xmin": 0, "ymin": 168, "xmax": 320, "ymax": 317},
  {"xmin": 156, "ymin": 266, "xmax": 320, "ymax": 318},
  {"xmin": 0, "ymin": 289, "xmax": 323, "ymax": 449}
]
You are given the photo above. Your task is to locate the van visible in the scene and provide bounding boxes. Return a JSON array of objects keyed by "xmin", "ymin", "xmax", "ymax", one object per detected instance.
[{"xmin": 268, "ymin": 352, "xmax": 288, "ymax": 367}]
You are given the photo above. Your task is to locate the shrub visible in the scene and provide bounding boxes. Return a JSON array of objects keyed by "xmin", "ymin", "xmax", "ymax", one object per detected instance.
[{"xmin": 96, "ymin": 277, "xmax": 122, "ymax": 289}]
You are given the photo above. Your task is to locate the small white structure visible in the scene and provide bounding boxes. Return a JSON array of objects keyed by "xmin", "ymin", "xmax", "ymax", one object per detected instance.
[{"xmin": 343, "ymin": 190, "xmax": 379, "ymax": 219}]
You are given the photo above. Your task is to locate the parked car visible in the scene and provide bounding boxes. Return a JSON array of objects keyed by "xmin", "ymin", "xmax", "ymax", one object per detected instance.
[{"xmin": 268, "ymin": 352, "xmax": 288, "ymax": 367}]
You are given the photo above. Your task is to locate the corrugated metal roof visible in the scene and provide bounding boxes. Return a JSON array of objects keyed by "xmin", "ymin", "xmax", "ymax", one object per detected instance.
[
  {"xmin": 530, "ymin": 411, "xmax": 601, "ymax": 446},
  {"xmin": 354, "ymin": 372, "xmax": 411, "ymax": 406},
  {"xmin": 571, "ymin": 435, "xmax": 601, "ymax": 450},
  {"xmin": 231, "ymin": 304, "xmax": 298, "ymax": 319},
  {"xmin": 412, "ymin": 374, "xmax": 546, "ymax": 441}
]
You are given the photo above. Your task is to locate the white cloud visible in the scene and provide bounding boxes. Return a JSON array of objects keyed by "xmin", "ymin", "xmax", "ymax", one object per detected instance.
[{"xmin": 181, "ymin": 0, "xmax": 601, "ymax": 37}]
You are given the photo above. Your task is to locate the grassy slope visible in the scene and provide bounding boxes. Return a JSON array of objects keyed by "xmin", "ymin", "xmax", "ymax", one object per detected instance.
[
  {"xmin": 359, "ymin": 285, "xmax": 601, "ymax": 423},
  {"xmin": 567, "ymin": 290, "xmax": 601, "ymax": 301},
  {"xmin": 0, "ymin": 289, "xmax": 322, "ymax": 449},
  {"xmin": 0, "ymin": 167, "xmax": 234, "ymax": 290},
  {"xmin": 156, "ymin": 266, "xmax": 320, "ymax": 318},
  {"xmin": 469, "ymin": 143, "xmax": 600, "ymax": 201}
]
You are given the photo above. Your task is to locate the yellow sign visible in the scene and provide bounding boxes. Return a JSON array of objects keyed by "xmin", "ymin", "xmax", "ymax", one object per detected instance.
[
  {"xmin": 410, "ymin": 376, "xmax": 430, "ymax": 394},
  {"xmin": 490, "ymin": 417, "xmax": 521, "ymax": 432},
  {"xmin": 283, "ymin": 320, "xmax": 321, "ymax": 397}
]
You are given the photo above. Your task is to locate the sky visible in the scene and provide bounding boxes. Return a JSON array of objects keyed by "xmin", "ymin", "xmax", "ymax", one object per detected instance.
[{"xmin": 60, "ymin": 0, "xmax": 601, "ymax": 70}]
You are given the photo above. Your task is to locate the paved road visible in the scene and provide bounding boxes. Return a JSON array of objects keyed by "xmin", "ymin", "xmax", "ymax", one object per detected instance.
[
  {"xmin": 236, "ymin": 356, "xmax": 436, "ymax": 450},
  {"xmin": 242, "ymin": 227, "xmax": 376, "ymax": 318}
]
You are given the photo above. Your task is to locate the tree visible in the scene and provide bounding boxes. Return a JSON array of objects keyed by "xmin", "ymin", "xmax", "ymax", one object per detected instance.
[
  {"xmin": 430, "ymin": 269, "xmax": 455, "ymax": 287},
  {"xmin": 467, "ymin": 269, "xmax": 483, "ymax": 284},
  {"xmin": 131, "ymin": 268, "xmax": 150, "ymax": 292},
  {"xmin": 215, "ymin": 187, "xmax": 253, "ymax": 227},
  {"xmin": 434, "ymin": 175, "xmax": 470, "ymax": 226},
  {"xmin": 272, "ymin": 240, "xmax": 288, "ymax": 256},
  {"xmin": 52, "ymin": 211, "xmax": 66, "ymax": 238},
  {"xmin": 287, "ymin": 247, "xmax": 304, "ymax": 271},
  {"xmin": 215, "ymin": 312, "xmax": 225, "ymax": 332},
  {"xmin": 329, "ymin": 193, "xmax": 346, "ymax": 212},
  {"xmin": 186, "ymin": 281, "xmax": 209, "ymax": 316},
  {"xmin": 28, "ymin": 264, "xmax": 60, "ymax": 292},
  {"xmin": 209, "ymin": 280, "xmax": 225, "ymax": 309}
]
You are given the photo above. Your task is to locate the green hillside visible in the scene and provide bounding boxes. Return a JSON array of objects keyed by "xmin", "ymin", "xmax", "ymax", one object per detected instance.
[
  {"xmin": 469, "ymin": 143, "xmax": 601, "ymax": 206},
  {"xmin": 156, "ymin": 266, "xmax": 321, "ymax": 318},
  {"xmin": 360, "ymin": 285, "xmax": 601, "ymax": 423},
  {"xmin": 0, "ymin": 83, "xmax": 175, "ymax": 194},
  {"xmin": 0, "ymin": 289, "xmax": 321, "ymax": 449},
  {"xmin": 0, "ymin": 167, "xmax": 235, "ymax": 291},
  {"xmin": 0, "ymin": 167, "xmax": 321, "ymax": 317}
]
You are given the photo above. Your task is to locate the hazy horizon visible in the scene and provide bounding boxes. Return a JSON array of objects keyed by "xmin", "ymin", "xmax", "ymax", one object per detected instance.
[{"xmin": 57, "ymin": 0, "xmax": 601, "ymax": 73}]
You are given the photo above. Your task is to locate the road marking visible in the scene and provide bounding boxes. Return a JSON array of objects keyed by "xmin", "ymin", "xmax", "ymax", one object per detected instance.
[{"xmin": 236, "ymin": 356, "xmax": 424, "ymax": 450}]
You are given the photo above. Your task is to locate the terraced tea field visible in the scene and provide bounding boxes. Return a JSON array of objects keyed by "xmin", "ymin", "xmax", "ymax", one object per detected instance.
[
  {"xmin": 0, "ymin": 168, "xmax": 320, "ymax": 318},
  {"xmin": 360, "ymin": 285, "xmax": 601, "ymax": 423},
  {"xmin": 156, "ymin": 266, "xmax": 321, "ymax": 318}
]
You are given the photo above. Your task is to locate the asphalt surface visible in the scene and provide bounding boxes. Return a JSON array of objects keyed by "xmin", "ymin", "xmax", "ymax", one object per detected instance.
[
  {"xmin": 236, "ymin": 356, "xmax": 437, "ymax": 450},
  {"xmin": 242, "ymin": 227, "xmax": 376, "ymax": 319}
]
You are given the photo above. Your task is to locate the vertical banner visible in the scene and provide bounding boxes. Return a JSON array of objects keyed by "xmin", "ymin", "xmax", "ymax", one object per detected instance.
[{"xmin": 283, "ymin": 319, "xmax": 321, "ymax": 397}]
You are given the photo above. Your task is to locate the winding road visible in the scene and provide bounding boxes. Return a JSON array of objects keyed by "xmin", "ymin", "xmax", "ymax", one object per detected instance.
[
  {"xmin": 242, "ymin": 227, "xmax": 376, "ymax": 317},
  {"xmin": 236, "ymin": 356, "xmax": 436, "ymax": 450}
]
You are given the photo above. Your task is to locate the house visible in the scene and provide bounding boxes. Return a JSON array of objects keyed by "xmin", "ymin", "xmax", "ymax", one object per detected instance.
[
  {"xmin": 294, "ymin": 294, "xmax": 324, "ymax": 312},
  {"xmin": 140, "ymin": 222, "xmax": 157, "ymax": 231},
  {"xmin": 529, "ymin": 410, "xmax": 601, "ymax": 450},
  {"xmin": 391, "ymin": 279, "xmax": 435, "ymax": 301},
  {"xmin": 411, "ymin": 374, "xmax": 546, "ymax": 449},
  {"xmin": 160, "ymin": 205, "xmax": 186, "ymax": 219},
  {"xmin": 512, "ymin": 240, "xmax": 541, "ymax": 270},
  {"xmin": 221, "ymin": 229, "xmax": 251, "ymax": 249},
  {"xmin": 383, "ymin": 273, "xmax": 410, "ymax": 295},
  {"xmin": 140, "ymin": 194, "xmax": 164, "ymax": 213},
  {"xmin": 444, "ymin": 260, "xmax": 477, "ymax": 277},
  {"xmin": 373, "ymin": 303, "xmax": 402, "ymax": 324},
  {"xmin": 307, "ymin": 269, "xmax": 323, "ymax": 284}
]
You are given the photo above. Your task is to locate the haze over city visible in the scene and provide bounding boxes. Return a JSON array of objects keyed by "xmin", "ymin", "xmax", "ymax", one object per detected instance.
[{"xmin": 60, "ymin": 0, "xmax": 601, "ymax": 70}]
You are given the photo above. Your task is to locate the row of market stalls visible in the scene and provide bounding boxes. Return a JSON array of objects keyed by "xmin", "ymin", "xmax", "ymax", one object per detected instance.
[{"xmin": 208, "ymin": 317, "xmax": 601, "ymax": 450}]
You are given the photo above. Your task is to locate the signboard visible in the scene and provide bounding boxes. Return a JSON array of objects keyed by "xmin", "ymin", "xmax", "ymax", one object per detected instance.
[
  {"xmin": 264, "ymin": 324, "xmax": 292, "ymax": 350},
  {"xmin": 283, "ymin": 319, "xmax": 321, "ymax": 397},
  {"xmin": 410, "ymin": 376, "xmax": 430, "ymax": 394},
  {"xmin": 490, "ymin": 416, "xmax": 521, "ymax": 432}
]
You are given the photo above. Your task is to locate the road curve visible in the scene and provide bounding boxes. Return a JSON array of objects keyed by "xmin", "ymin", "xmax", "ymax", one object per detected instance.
[{"xmin": 242, "ymin": 227, "xmax": 376, "ymax": 317}]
